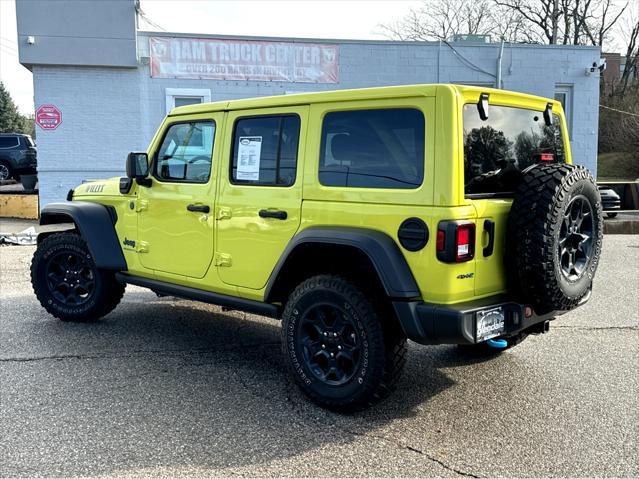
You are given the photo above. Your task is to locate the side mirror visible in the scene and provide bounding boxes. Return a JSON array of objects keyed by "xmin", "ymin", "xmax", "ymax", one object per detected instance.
[
  {"xmin": 126, "ymin": 152, "xmax": 149, "ymax": 178},
  {"xmin": 126, "ymin": 152, "xmax": 152, "ymax": 187}
]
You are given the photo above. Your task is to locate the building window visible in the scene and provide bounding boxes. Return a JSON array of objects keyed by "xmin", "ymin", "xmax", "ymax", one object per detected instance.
[
  {"xmin": 554, "ymin": 85, "xmax": 573, "ymax": 136},
  {"xmin": 165, "ymin": 88, "xmax": 211, "ymax": 113},
  {"xmin": 319, "ymin": 108, "xmax": 425, "ymax": 189},
  {"xmin": 230, "ymin": 115, "xmax": 301, "ymax": 186},
  {"xmin": 155, "ymin": 121, "xmax": 215, "ymax": 183}
]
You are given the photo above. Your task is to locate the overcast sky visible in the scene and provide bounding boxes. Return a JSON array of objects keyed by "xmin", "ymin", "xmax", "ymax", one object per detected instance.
[
  {"xmin": 0, "ymin": 0, "xmax": 633, "ymax": 114},
  {"xmin": 0, "ymin": 0, "xmax": 422, "ymax": 114}
]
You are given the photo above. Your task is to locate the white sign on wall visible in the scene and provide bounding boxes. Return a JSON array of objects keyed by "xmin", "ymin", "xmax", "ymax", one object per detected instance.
[{"xmin": 150, "ymin": 37, "xmax": 339, "ymax": 83}]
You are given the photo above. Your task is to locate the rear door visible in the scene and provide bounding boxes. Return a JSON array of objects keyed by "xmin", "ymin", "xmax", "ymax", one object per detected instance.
[
  {"xmin": 462, "ymin": 99, "xmax": 567, "ymax": 296},
  {"xmin": 216, "ymin": 106, "xmax": 308, "ymax": 290}
]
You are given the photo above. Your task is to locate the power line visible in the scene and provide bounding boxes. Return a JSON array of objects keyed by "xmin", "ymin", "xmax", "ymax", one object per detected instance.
[
  {"xmin": 442, "ymin": 40, "xmax": 497, "ymax": 78},
  {"xmin": 0, "ymin": 39, "xmax": 18, "ymax": 54},
  {"xmin": 600, "ymin": 104, "xmax": 639, "ymax": 117},
  {"xmin": 0, "ymin": 45, "xmax": 18, "ymax": 58},
  {"xmin": 0, "ymin": 35, "xmax": 18, "ymax": 46}
]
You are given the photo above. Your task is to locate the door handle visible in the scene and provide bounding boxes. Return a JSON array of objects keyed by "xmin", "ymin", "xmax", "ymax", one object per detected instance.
[
  {"xmin": 483, "ymin": 219, "xmax": 495, "ymax": 257},
  {"xmin": 259, "ymin": 209, "xmax": 287, "ymax": 220},
  {"xmin": 187, "ymin": 204, "xmax": 210, "ymax": 213}
]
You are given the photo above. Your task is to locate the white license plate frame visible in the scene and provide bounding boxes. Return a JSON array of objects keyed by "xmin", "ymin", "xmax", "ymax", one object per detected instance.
[{"xmin": 476, "ymin": 307, "xmax": 506, "ymax": 342}]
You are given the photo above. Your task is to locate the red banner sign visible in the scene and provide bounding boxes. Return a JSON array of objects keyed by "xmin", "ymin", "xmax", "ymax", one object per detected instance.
[
  {"xmin": 36, "ymin": 105, "xmax": 62, "ymax": 130},
  {"xmin": 150, "ymin": 37, "xmax": 339, "ymax": 83}
]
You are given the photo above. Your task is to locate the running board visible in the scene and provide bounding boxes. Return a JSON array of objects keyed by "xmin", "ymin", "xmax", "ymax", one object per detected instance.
[{"xmin": 115, "ymin": 273, "xmax": 279, "ymax": 319}]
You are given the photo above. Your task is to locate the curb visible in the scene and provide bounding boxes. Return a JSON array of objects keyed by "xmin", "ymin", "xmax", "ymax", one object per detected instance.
[{"xmin": 604, "ymin": 220, "xmax": 639, "ymax": 234}]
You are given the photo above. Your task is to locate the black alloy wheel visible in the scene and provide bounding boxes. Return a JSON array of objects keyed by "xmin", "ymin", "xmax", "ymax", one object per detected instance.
[
  {"xmin": 559, "ymin": 195, "xmax": 594, "ymax": 281},
  {"xmin": 281, "ymin": 275, "xmax": 408, "ymax": 411},
  {"xmin": 297, "ymin": 303, "xmax": 362, "ymax": 386},
  {"xmin": 45, "ymin": 251, "xmax": 96, "ymax": 306},
  {"xmin": 31, "ymin": 232, "xmax": 125, "ymax": 321},
  {"xmin": 0, "ymin": 162, "xmax": 11, "ymax": 181}
]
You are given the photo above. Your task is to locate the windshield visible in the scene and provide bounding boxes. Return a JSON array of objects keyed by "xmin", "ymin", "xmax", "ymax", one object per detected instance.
[{"xmin": 463, "ymin": 103, "xmax": 564, "ymax": 196}]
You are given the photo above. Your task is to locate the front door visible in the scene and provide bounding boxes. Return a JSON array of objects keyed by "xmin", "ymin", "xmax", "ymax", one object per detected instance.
[
  {"xmin": 216, "ymin": 106, "xmax": 308, "ymax": 289},
  {"xmin": 137, "ymin": 114, "xmax": 223, "ymax": 278}
]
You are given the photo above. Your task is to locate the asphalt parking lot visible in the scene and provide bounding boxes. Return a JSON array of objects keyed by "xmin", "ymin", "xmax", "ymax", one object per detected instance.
[{"xmin": 1, "ymin": 236, "xmax": 637, "ymax": 478}]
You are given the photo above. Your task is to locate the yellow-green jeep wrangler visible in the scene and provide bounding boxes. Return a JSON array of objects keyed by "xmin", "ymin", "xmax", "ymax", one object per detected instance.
[{"xmin": 31, "ymin": 85, "xmax": 603, "ymax": 411}]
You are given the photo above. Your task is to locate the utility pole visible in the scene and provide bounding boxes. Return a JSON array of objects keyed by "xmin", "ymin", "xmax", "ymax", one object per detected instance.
[{"xmin": 551, "ymin": 0, "xmax": 559, "ymax": 44}]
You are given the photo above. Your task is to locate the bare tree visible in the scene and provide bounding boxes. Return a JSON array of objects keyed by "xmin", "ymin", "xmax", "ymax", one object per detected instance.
[
  {"xmin": 379, "ymin": 0, "xmax": 527, "ymax": 42},
  {"xmin": 618, "ymin": 16, "xmax": 638, "ymax": 94},
  {"xmin": 495, "ymin": 0, "xmax": 628, "ymax": 45},
  {"xmin": 382, "ymin": 0, "xmax": 629, "ymax": 47}
]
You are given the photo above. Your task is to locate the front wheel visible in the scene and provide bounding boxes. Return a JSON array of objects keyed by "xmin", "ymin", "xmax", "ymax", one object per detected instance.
[
  {"xmin": 31, "ymin": 232, "xmax": 125, "ymax": 321},
  {"xmin": 281, "ymin": 275, "xmax": 407, "ymax": 412}
]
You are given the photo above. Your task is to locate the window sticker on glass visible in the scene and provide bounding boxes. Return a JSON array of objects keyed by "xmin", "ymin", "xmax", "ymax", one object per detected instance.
[{"xmin": 236, "ymin": 136, "xmax": 262, "ymax": 181}]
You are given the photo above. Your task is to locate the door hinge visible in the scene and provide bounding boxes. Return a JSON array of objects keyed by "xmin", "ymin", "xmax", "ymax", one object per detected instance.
[
  {"xmin": 135, "ymin": 199, "xmax": 149, "ymax": 212},
  {"xmin": 214, "ymin": 252, "xmax": 232, "ymax": 267},
  {"xmin": 136, "ymin": 241, "xmax": 149, "ymax": 253},
  {"xmin": 216, "ymin": 206, "xmax": 232, "ymax": 220}
]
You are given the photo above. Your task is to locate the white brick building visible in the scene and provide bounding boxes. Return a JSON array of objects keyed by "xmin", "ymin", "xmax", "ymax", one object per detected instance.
[{"xmin": 16, "ymin": 0, "xmax": 603, "ymax": 207}]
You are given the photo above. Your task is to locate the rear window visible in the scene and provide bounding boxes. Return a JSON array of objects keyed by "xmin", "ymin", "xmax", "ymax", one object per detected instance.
[
  {"xmin": 319, "ymin": 108, "xmax": 425, "ymax": 189},
  {"xmin": 463, "ymin": 104, "xmax": 564, "ymax": 196}
]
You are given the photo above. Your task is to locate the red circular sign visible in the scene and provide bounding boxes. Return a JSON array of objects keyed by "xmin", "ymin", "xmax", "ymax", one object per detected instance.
[{"xmin": 36, "ymin": 104, "xmax": 62, "ymax": 130}]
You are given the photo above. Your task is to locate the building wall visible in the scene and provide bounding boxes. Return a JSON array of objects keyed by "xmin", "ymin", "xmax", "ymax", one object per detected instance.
[
  {"xmin": 16, "ymin": 0, "xmax": 137, "ymax": 68},
  {"xmin": 32, "ymin": 32, "xmax": 601, "ymax": 206}
]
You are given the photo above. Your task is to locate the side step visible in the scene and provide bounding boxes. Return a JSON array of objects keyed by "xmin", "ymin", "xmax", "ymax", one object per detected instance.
[{"xmin": 115, "ymin": 273, "xmax": 279, "ymax": 319}]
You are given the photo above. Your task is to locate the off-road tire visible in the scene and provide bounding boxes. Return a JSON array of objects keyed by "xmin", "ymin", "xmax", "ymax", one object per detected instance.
[
  {"xmin": 506, "ymin": 163, "xmax": 603, "ymax": 314},
  {"xmin": 281, "ymin": 275, "xmax": 407, "ymax": 412},
  {"xmin": 31, "ymin": 232, "xmax": 125, "ymax": 322}
]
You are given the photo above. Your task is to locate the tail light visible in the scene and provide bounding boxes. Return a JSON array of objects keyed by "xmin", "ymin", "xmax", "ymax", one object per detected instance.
[
  {"xmin": 455, "ymin": 223, "xmax": 475, "ymax": 262},
  {"xmin": 436, "ymin": 221, "xmax": 475, "ymax": 263},
  {"xmin": 538, "ymin": 152, "xmax": 555, "ymax": 162}
]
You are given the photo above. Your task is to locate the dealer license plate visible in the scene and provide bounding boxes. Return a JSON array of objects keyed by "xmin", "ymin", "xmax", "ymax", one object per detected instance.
[{"xmin": 476, "ymin": 307, "xmax": 506, "ymax": 342}]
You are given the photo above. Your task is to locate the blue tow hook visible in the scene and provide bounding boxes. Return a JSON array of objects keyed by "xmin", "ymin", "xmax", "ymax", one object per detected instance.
[{"xmin": 486, "ymin": 338, "xmax": 508, "ymax": 349}]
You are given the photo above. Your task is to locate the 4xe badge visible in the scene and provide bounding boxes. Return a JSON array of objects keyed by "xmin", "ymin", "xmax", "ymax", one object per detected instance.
[{"xmin": 457, "ymin": 272, "xmax": 474, "ymax": 279}]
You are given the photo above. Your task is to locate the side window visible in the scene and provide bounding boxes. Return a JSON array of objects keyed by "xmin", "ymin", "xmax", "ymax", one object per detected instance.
[
  {"xmin": 155, "ymin": 121, "xmax": 215, "ymax": 183},
  {"xmin": 231, "ymin": 115, "xmax": 300, "ymax": 186},
  {"xmin": 319, "ymin": 109, "xmax": 425, "ymax": 189},
  {"xmin": 0, "ymin": 137, "xmax": 19, "ymax": 149}
]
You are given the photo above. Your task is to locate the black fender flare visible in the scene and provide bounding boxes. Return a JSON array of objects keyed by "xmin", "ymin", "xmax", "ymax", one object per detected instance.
[
  {"xmin": 265, "ymin": 226, "xmax": 421, "ymax": 301},
  {"xmin": 39, "ymin": 202, "xmax": 127, "ymax": 271}
]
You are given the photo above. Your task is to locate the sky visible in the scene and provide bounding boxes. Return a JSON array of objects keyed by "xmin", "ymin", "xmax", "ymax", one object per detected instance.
[
  {"xmin": 0, "ymin": 0, "xmax": 421, "ymax": 114},
  {"xmin": 0, "ymin": 0, "xmax": 633, "ymax": 115}
]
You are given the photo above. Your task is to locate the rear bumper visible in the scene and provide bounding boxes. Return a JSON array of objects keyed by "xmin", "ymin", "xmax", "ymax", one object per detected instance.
[{"xmin": 392, "ymin": 295, "xmax": 580, "ymax": 345}]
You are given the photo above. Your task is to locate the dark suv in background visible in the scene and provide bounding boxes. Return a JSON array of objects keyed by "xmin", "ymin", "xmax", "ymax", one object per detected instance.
[{"xmin": 0, "ymin": 133, "xmax": 37, "ymax": 181}]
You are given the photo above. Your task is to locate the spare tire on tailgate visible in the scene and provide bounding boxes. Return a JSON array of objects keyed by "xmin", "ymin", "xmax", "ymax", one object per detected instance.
[{"xmin": 506, "ymin": 163, "xmax": 603, "ymax": 314}]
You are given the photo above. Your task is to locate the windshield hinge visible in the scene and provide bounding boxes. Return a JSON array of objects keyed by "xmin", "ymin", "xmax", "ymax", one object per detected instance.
[
  {"xmin": 135, "ymin": 199, "xmax": 149, "ymax": 212},
  {"xmin": 214, "ymin": 252, "xmax": 232, "ymax": 267}
]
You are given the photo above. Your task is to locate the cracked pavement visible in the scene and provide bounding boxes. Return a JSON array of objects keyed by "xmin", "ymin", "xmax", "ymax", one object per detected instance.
[{"xmin": 1, "ymin": 236, "xmax": 638, "ymax": 478}]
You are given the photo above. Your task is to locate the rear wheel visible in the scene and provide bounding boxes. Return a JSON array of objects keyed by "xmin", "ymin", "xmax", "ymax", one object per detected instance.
[
  {"xmin": 281, "ymin": 275, "xmax": 407, "ymax": 412},
  {"xmin": 0, "ymin": 161, "xmax": 12, "ymax": 181},
  {"xmin": 31, "ymin": 233, "xmax": 125, "ymax": 321}
]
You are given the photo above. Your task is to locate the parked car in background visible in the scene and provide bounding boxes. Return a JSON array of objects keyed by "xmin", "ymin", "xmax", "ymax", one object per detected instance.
[
  {"xmin": 598, "ymin": 186, "xmax": 621, "ymax": 218},
  {"xmin": 0, "ymin": 133, "xmax": 37, "ymax": 181}
]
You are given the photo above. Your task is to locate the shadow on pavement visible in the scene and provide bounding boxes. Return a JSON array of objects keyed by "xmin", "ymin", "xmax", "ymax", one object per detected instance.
[{"xmin": 2, "ymin": 289, "xmax": 503, "ymax": 477}]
